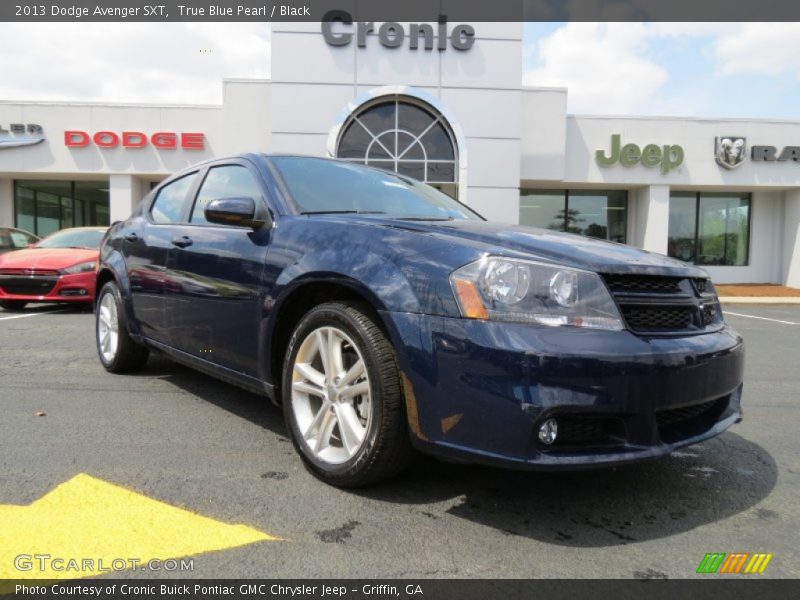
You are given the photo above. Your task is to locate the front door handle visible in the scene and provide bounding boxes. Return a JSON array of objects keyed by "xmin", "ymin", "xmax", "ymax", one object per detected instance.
[
  {"xmin": 171, "ymin": 236, "xmax": 193, "ymax": 248},
  {"xmin": 123, "ymin": 233, "xmax": 140, "ymax": 243}
]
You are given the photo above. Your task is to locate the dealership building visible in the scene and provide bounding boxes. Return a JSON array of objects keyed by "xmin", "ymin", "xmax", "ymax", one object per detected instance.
[{"xmin": 1, "ymin": 22, "xmax": 799, "ymax": 286}]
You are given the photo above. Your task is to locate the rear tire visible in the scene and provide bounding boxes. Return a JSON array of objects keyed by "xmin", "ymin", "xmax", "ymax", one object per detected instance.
[
  {"xmin": 96, "ymin": 281, "xmax": 149, "ymax": 373},
  {"xmin": 282, "ymin": 302, "xmax": 414, "ymax": 487},
  {"xmin": 0, "ymin": 300, "xmax": 27, "ymax": 311}
]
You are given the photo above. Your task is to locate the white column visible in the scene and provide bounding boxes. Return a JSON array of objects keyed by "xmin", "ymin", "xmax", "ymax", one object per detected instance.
[
  {"xmin": 0, "ymin": 178, "xmax": 13, "ymax": 227},
  {"xmin": 783, "ymin": 189, "xmax": 800, "ymax": 288},
  {"xmin": 108, "ymin": 175, "xmax": 142, "ymax": 224},
  {"xmin": 632, "ymin": 185, "xmax": 670, "ymax": 255}
]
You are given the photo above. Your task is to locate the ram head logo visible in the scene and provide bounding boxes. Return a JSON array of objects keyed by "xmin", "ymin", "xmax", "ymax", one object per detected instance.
[{"xmin": 715, "ymin": 136, "xmax": 747, "ymax": 169}]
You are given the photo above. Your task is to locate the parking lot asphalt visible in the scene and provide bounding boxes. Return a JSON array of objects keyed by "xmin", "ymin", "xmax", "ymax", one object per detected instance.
[{"xmin": 0, "ymin": 303, "xmax": 798, "ymax": 579}]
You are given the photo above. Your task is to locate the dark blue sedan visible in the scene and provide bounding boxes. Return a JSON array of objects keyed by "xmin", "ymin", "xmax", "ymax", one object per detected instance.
[{"xmin": 95, "ymin": 154, "xmax": 744, "ymax": 486}]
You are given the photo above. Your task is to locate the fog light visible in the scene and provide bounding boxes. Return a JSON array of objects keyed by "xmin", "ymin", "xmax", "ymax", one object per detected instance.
[{"xmin": 538, "ymin": 418, "xmax": 558, "ymax": 445}]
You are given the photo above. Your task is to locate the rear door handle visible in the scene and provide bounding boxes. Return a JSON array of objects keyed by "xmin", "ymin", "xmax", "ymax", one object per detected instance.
[
  {"xmin": 171, "ymin": 236, "xmax": 193, "ymax": 248},
  {"xmin": 123, "ymin": 233, "xmax": 140, "ymax": 243}
]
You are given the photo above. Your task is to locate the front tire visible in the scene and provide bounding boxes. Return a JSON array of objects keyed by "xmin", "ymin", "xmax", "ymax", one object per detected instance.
[
  {"xmin": 0, "ymin": 300, "xmax": 27, "ymax": 311},
  {"xmin": 282, "ymin": 302, "xmax": 413, "ymax": 487},
  {"xmin": 96, "ymin": 281, "xmax": 149, "ymax": 373}
]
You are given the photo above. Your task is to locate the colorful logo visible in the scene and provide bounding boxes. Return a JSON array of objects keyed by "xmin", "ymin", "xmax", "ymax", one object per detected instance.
[{"xmin": 697, "ymin": 552, "xmax": 773, "ymax": 574}]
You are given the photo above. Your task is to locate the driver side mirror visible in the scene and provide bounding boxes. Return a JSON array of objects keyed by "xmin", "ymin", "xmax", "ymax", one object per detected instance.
[{"xmin": 204, "ymin": 196, "xmax": 270, "ymax": 229}]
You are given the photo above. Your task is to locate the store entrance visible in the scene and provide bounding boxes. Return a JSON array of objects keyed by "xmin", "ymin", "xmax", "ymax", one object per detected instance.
[{"xmin": 14, "ymin": 180, "xmax": 110, "ymax": 237}]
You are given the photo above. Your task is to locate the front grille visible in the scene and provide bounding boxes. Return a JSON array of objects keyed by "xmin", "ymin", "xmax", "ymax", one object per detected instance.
[
  {"xmin": 603, "ymin": 274, "xmax": 683, "ymax": 294},
  {"xmin": 621, "ymin": 305, "xmax": 695, "ymax": 331},
  {"xmin": 0, "ymin": 274, "xmax": 58, "ymax": 296},
  {"xmin": 602, "ymin": 273, "xmax": 722, "ymax": 335},
  {"xmin": 0, "ymin": 268, "xmax": 59, "ymax": 276},
  {"xmin": 656, "ymin": 397, "xmax": 729, "ymax": 443}
]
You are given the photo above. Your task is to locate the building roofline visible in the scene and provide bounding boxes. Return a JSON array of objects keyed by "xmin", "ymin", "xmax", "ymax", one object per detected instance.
[
  {"xmin": 522, "ymin": 85, "xmax": 568, "ymax": 92},
  {"xmin": 567, "ymin": 112, "xmax": 800, "ymax": 126},
  {"xmin": 0, "ymin": 99, "xmax": 224, "ymax": 109},
  {"xmin": 222, "ymin": 77, "xmax": 271, "ymax": 84}
]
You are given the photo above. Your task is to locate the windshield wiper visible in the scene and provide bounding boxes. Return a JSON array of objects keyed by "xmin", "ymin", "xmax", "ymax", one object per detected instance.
[
  {"xmin": 299, "ymin": 210, "xmax": 386, "ymax": 215},
  {"xmin": 396, "ymin": 216, "xmax": 455, "ymax": 221}
]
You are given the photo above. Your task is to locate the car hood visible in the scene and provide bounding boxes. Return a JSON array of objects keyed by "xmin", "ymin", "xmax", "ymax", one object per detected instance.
[
  {"xmin": 0, "ymin": 247, "xmax": 98, "ymax": 271},
  {"xmin": 346, "ymin": 217, "xmax": 708, "ymax": 277}
]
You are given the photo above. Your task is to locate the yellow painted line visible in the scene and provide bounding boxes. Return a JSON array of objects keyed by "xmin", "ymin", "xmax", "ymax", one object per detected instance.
[
  {"xmin": 758, "ymin": 554, "xmax": 773, "ymax": 574},
  {"xmin": 0, "ymin": 473, "xmax": 280, "ymax": 580}
]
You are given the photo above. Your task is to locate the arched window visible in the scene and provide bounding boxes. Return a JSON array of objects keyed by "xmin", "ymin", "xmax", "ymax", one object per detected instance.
[{"xmin": 336, "ymin": 97, "xmax": 459, "ymax": 198}]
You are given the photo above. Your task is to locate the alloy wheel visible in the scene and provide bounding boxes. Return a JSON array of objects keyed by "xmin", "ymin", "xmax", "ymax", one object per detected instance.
[
  {"xmin": 290, "ymin": 326, "xmax": 372, "ymax": 464},
  {"xmin": 97, "ymin": 292, "xmax": 119, "ymax": 363}
]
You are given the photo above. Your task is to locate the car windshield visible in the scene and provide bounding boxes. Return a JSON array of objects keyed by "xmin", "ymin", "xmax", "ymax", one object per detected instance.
[
  {"xmin": 270, "ymin": 156, "xmax": 483, "ymax": 220},
  {"xmin": 35, "ymin": 229, "xmax": 105, "ymax": 249}
]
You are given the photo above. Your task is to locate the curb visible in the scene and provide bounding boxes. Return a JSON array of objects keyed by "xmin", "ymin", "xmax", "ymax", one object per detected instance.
[{"xmin": 719, "ymin": 297, "xmax": 800, "ymax": 305}]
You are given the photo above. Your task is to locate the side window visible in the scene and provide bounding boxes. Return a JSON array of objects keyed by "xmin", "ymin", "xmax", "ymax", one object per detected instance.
[
  {"xmin": 190, "ymin": 165, "xmax": 263, "ymax": 225},
  {"xmin": 151, "ymin": 173, "xmax": 197, "ymax": 224},
  {"xmin": 10, "ymin": 231, "xmax": 33, "ymax": 248}
]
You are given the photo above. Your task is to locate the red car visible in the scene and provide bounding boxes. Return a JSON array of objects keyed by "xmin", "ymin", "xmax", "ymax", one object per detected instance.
[{"xmin": 0, "ymin": 227, "xmax": 107, "ymax": 311}]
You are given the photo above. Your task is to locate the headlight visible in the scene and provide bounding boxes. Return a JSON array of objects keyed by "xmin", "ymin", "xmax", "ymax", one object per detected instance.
[
  {"xmin": 449, "ymin": 257, "xmax": 624, "ymax": 330},
  {"xmin": 60, "ymin": 261, "xmax": 96, "ymax": 275}
]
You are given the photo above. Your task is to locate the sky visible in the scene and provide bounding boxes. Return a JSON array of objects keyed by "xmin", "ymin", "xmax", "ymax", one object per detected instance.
[{"xmin": 1, "ymin": 22, "xmax": 799, "ymax": 120}]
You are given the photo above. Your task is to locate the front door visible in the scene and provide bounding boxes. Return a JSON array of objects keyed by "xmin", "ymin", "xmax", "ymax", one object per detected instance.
[{"xmin": 164, "ymin": 162, "xmax": 272, "ymax": 377}]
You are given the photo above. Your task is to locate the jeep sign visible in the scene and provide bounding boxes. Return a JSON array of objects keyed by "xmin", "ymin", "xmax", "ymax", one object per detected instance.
[{"xmin": 596, "ymin": 134, "xmax": 684, "ymax": 174}]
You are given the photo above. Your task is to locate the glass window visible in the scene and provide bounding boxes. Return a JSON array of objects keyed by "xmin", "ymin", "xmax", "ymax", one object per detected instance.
[
  {"xmin": 15, "ymin": 186, "xmax": 35, "ymax": 234},
  {"xmin": 190, "ymin": 165, "xmax": 263, "ymax": 225},
  {"xmin": 520, "ymin": 190, "xmax": 567, "ymax": 231},
  {"xmin": 9, "ymin": 230, "xmax": 36, "ymax": 248},
  {"xmin": 35, "ymin": 192, "xmax": 61, "ymax": 237},
  {"xmin": 336, "ymin": 97, "xmax": 459, "ymax": 196},
  {"xmin": 151, "ymin": 174, "xmax": 196, "ymax": 224},
  {"xmin": 568, "ymin": 190, "xmax": 628, "ymax": 243},
  {"xmin": 668, "ymin": 192, "xmax": 751, "ymax": 266},
  {"xmin": 271, "ymin": 156, "xmax": 481, "ymax": 220},
  {"xmin": 14, "ymin": 180, "xmax": 109, "ymax": 235},
  {"xmin": 667, "ymin": 193, "xmax": 697, "ymax": 262},
  {"xmin": 75, "ymin": 181, "xmax": 110, "ymax": 228},
  {"xmin": 520, "ymin": 189, "xmax": 629, "ymax": 243}
]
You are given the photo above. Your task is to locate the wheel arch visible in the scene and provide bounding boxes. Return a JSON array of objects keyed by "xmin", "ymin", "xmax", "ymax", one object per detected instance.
[
  {"xmin": 265, "ymin": 275, "xmax": 396, "ymax": 403},
  {"xmin": 95, "ymin": 252, "xmax": 140, "ymax": 338}
]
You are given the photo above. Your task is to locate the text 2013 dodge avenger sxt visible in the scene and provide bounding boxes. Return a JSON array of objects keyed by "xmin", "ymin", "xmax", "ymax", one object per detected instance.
[{"xmin": 95, "ymin": 154, "xmax": 744, "ymax": 486}]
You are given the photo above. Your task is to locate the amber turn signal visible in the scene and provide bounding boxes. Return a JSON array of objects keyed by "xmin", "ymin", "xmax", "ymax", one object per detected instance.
[{"xmin": 453, "ymin": 279, "xmax": 488, "ymax": 320}]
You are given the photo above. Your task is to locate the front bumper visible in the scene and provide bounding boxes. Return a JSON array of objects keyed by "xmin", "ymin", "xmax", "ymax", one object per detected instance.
[
  {"xmin": 381, "ymin": 311, "xmax": 744, "ymax": 470},
  {"xmin": 0, "ymin": 271, "xmax": 96, "ymax": 303}
]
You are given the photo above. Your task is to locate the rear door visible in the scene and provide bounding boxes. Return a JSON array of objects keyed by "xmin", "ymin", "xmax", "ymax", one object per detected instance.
[
  {"xmin": 164, "ymin": 160, "xmax": 273, "ymax": 376},
  {"xmin": 125, "ymin": 172, "xmax": 199, "ymax": 343}
]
